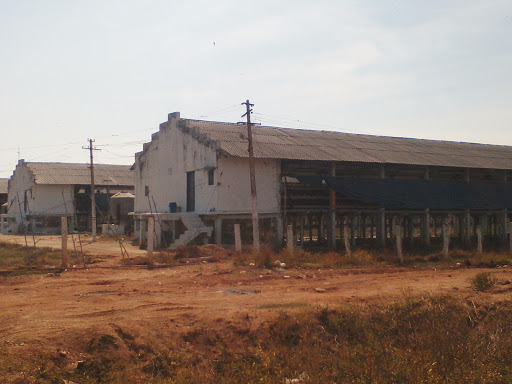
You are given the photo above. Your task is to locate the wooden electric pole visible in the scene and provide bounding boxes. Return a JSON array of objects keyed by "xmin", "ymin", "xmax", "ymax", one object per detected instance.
[
  {"xmin": 83, "ymin": 139, "xmax": 100, "ymax": 242},
  {"xmin": 242, "ymin": 100, "xmax": 260, "ymax": 253}
]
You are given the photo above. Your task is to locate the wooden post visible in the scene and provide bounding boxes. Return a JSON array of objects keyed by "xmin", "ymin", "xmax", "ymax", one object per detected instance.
[
  {"xmin": 242, "ymin": 100, "xmax": 260, "ymax": 253},
  {"xmin": 509, "ymin": 222, "xmax": 512, "ymax": 255},
  {"xmin": 61, "ymin": 216, "xmax": 68, "ymax": 267},
  {"xmin": 61, "ymin": 216, "xmax": 68, "ymax": 250},
  {"xmin": 214, "ymin": 217, "xmax": 222, "ymax": 245},
  {"xmin": 476, "ymin": 225, "xmax": 483, "ymax": 253},
  {"xmin": 343, "ymin": 225, "xmax": 351, "ymax": 256},
  {"xmin": 147, "ymin": 216, "xmax": 154, "ymax": 257},
  {"xmin": 88, "ymin": 139, "xmax": 97, "ymax": 242},
  {"xmin": 287, "ymin": 225, "xmax": 294, "ymax": 252},
  {"xmin": 234, "ymin": 224, "xmax": 242, "ymax": 252},
  {"xmin": 442, "ymin": 222, "xmax": 450, "ymax": 259},
  {"xmin": 395, "ymin": 225, "xmax": 403, "ymax": 264}
]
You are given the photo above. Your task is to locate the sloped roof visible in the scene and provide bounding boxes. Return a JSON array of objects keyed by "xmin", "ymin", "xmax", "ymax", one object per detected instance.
[
  {"xmin": 178, "ymin": 119, "xmax": 512, "ymax": 170},
  {"xmin": 0, "ymin": 178, "xmax": 8, "ymax": 194},
  {"xmin": 24, "ymin": 162, "xmax": 134, "ymax": 186}
]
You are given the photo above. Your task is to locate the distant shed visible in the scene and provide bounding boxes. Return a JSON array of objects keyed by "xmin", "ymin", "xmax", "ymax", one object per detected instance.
[{"xmin": 1, "ymin": 160, "xmax": 134, "ymax": 235}]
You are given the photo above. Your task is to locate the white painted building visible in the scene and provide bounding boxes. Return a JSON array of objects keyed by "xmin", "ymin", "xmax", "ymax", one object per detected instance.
[
  {"xmin": 134, "ymin": 111, "xmax": 512, "ymax": 251},
  {"xmin": 1, "ymin": 160, "xmax": 134, "ymax": 235},
  {"xmin": 133, "ymin": 112, "xmax": 282, "ymax": 248}
]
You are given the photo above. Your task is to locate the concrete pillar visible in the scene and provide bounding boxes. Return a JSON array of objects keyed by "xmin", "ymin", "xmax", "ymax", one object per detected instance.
[
  {"xmin": 234, "ymin": 224, "xmax": 242, "ymax": 251},
  {"xmin": 147, "ymin": 217, "xmax": 154, "ymax": 257},
  {"xmin": 308, "ymin": 215, "xmax": 313, "ymax": 243},
  {"xmin": 509, "ymin": 222, "xmax": 512, "ymax": 255},
  {"xmin": 134, "ymin": 219, "xmax": 140, "ymax": 241},
  {"xmin": 329, "ymin": 161, "xmax": 336, "ymax": 249},
  {"xmin": 299, "ymin": 216, "xmax": 304, "ymax": 247},
  {"xmin": 31, "ymin": 218, "xmax": 36, "ymax": 234},
  {"xmin": 476, "ymin": 225, "xmax": 483, "ymax": 253},
  {"xmin": 343, "ymin": 225, "xmax": 350, "ymax": 256},
  {"xmin": 501, "ymin": 209, "xmax": 508, "ymax": 240},
  {"xmin": 464, "ymin": 209, "xmax": 471, "ymax": 246},
  {"xmin": 351, "ymin": 214, "xmax": 357, "ymax": 246},
  {"xmin": 481, "ymin": 215, "xmax": 488, "ymax": 236},
  {"xmin": 275, "ymin": 215, "xmax": 283, "ymax": 245},
  {"xmin": 287, "ymin": 225, "xmax": 294, "ymax": 252},
  {"xmin": 422, "ymin": 209, "xmax": 431, "ymax": 246},
  {"xmin": 139, "ymin": 219, "xmax": 147, "ymax": 246},
  {"xmin": 154, "ymin": 218, "xmax": 162, "ymax": 248},
  {"xmin": 171, "ymin": 220, "xmax": 176, "ymax": 243},
  {"xmin": 395, "ymin": 225, "xmax": 403, "ymax": 264},
  {"xmin": 442, "ymin": 222, "xmax": 450, "ymax": 259},
  {"xmin": 214, "ymin": 217, "xmax": 222, "ymax": 245},
  {"xmin": 319, "ymin": 215, "xmax": 324, "ymax": 243},
  {"xmin": 377, "ymin": 208, "xmax": 386, "ymax": 247},
  {"xmin": 408, "ymin": 216, "xmax": 415, "ymax": 246},
  {"xmin": 329, "ymin": 211, "xmax": 336, "ymax": 249}
]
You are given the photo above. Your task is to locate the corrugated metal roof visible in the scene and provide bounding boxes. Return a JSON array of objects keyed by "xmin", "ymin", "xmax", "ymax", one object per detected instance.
[
  {"xmin": 0, "ymin": 178, "xmax": 8, "ymax": 194},
  {"xmin": 179, "ymin": 119, "xmax": 512, "ymax": 170},
  {"xmin": 24, "ymin": 162, "xmax": 134, "ymax": 186}
]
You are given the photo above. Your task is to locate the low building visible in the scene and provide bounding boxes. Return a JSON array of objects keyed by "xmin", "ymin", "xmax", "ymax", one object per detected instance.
[
  {"xmin": 0, "ymin": 178, "xmax": 8, "ymax": 214},
  {"xmin": 102, "ymin": 192, "xmax": 135, "ymax": 236},
  {"xmin": 1, "ymin": 160, "xmax": 134, "ymax": 235},
  {"xmin": 132, "ymin": 112, "xmax": 512, "ymax": 250}
]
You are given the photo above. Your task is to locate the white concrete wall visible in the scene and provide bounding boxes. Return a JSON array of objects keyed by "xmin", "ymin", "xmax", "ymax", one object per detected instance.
[
  {"xmin": 134, "ymin": 113, "xmax": 218, "ymax": 214},
  {"xmin": 7, "ymin": 162, "xmax": 75, "ymax": 224},
  {"xmin": 216, "ymin": 157, "xmax": 281, "ymax": 214},
  {"xmin": 31, "ymin": 184, "xmax": 74, "ymax": 216},
  {"xmin": 134, "ymin": 113, "xmax": 281, "ymax": 215},
  {"xmin": 6, "ymin": 161, "xmax": 34, "ymax": 221}
]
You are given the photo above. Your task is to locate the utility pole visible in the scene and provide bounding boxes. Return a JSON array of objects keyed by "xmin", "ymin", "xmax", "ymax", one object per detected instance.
[
  {"xmin": 83, "ymin": 139, "xmax": 100, "ymax": 242},
  {"xmin": 242, "ymin": 100, "xmax": 260, "ymax": 252}
]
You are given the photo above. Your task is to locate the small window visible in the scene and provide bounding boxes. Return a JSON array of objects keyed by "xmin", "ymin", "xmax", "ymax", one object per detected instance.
[
  {"xmin": 145, "ymin": 186, "xmax": 149, "ymax": 196},
  {"xmin": 208, "ymin": 169, "xmax": 214, "ymax": 185}
]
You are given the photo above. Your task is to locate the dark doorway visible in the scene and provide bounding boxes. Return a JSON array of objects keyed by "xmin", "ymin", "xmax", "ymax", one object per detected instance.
[{"xmin": 186, "ymin": 171, "xmax": 195, "ymax": 212}]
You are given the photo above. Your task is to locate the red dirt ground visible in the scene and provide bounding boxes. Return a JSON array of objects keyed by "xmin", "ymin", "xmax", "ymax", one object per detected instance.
[{"xmin": 1, "ymin": 234, "xmax": 511, "ymax": 361}]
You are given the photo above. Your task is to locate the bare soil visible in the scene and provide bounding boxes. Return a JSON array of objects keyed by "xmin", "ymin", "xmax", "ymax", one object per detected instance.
[{"xmin": 1, "ymin": 234, "xmax": 511, "ymax": 364}]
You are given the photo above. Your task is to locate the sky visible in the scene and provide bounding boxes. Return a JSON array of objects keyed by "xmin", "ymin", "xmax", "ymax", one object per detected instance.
[{"xmin": 1, "ymin": 0, "xmax": 511, "ymax": 178}]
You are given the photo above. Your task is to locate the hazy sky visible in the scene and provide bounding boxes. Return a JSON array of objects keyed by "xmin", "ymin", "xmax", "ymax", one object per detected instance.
[{"xmin": 1, "ymin": 0, "xmax": 511, "ymax": 177}]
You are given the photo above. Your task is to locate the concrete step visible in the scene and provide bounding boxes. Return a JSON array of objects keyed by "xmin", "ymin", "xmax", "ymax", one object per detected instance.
[{"xmin": 169, "ymin": 214, "xmax": 213, "ymax": 250}]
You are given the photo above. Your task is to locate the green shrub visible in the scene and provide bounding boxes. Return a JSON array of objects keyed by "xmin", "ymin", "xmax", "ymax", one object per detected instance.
[{"xmin": 471, "ymin": 272, "xmax": 497, "ymax": 292}]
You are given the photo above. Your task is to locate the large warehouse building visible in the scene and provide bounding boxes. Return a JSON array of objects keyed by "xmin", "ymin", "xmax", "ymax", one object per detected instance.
[{"xmin": 132, "ymin": 112, "xmax": 512, "ymax": 250}]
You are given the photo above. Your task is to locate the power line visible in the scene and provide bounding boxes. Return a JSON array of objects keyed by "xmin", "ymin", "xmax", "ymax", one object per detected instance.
[{"xmin": 199, "ymin": 104, "xmax": 239, "ymax": 118}]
